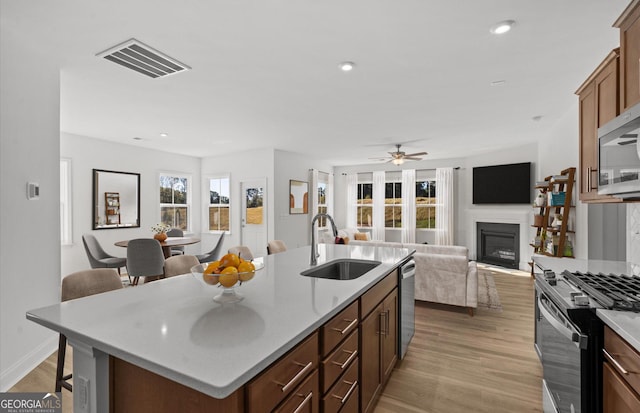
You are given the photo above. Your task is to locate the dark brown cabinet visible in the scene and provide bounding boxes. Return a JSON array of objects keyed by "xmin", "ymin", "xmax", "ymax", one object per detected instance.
[
  {"xmin": 359, "ymin": 272, "xmax": 398, "ymax": 413},
  {"xmin": 576, "ymin": 49, "xmax": 620, "ymax": 203},
  {"xmin": 603, "ymin": 326, "xmax": 640, "ymax": 412}
]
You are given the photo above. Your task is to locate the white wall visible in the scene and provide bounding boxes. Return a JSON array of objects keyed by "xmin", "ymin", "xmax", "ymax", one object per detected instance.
[
  {"xmin": 60, "ymin": 133, "xmax": 202, "ymax": 276},
  {"xmin": 201, "ymin": 147, "xmax": 276, "ymax": 257},
  {"xmin": 0, "ymin": 25, "xmax": 61, "ymax": 390},
  {"xmin": 273, "ymin": 150, "xmax": 333, "ymax": 249}
]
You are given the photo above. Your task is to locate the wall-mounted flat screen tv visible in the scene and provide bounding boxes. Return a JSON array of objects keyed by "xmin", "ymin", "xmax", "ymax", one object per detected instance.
[{"xmin": 472, "ymin": 162, "xmax": 531, "ymax": 204}]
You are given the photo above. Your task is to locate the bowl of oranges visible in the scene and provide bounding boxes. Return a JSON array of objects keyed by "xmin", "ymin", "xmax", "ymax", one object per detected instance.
[{"xmin": 191, "ymin": 253, "xmax": 263, "ymax": 303}]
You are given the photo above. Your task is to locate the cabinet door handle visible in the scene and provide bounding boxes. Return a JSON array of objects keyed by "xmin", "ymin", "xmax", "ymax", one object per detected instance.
[
  {"xmin": 276, "ymin": 361, "xmax": 313, "ymax": 393},
  {"xmin": 386, "ymin": 309, "xmax": 390, "ymax": 336},
  {"xmin": 331, "ymin": 318, "xmax": 358, "ymax": 335},
  {"xmin": 292, "ymin": 391, "xmax": 313, "ymax": 413},
  {"xmin": 331, "ymin": 349, "xmax": 358, "ymax": 369},
  {"xmin": 379, "ymin": 311, "xmax": 387, "ymax": 336},
  {"xmin": 331, "ymin": 380, "xmax": 358, "ymax": 404},
  {"xmin": 603, "ymin": 349, "xmax": 629, "ymax": 375}
]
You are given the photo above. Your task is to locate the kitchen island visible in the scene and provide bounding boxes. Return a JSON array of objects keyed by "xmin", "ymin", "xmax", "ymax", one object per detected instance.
[{"xmin": 27, "ymin": 243, "xmax": 413, "ymax": 413}]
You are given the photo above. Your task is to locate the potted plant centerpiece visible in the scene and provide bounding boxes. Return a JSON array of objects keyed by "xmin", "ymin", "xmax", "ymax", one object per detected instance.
[{"xmin": 151, "ymin": 223, "xmax": 171, "ymax": 242}]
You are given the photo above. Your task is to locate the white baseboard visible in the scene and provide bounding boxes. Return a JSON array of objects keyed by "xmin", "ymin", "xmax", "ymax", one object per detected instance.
[{"xmin": 0, "ymin": 335, "xmax": 57, "ymax": 392}]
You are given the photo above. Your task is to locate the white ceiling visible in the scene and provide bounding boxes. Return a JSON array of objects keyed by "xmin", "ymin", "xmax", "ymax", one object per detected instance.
[{"xmin": 2, "ymin": 0, "xmax": 631, "ymax": 165}]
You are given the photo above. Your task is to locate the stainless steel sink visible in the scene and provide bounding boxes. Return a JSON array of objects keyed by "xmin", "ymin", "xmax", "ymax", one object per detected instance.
[{"xmin": 301, "ymin": 259, "xmax": 381, "ymax": 280}]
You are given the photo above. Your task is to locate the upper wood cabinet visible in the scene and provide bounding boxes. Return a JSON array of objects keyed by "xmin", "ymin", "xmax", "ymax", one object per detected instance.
[
  {"xmin": 576, "ymin": 49, "xmax": 620, "ymax": 203},
  {"xmin": 614, "ymin": 0, "xmax": 640, "ymax": 111}
]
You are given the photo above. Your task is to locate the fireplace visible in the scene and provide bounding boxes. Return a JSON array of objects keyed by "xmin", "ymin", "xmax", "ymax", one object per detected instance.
[{"xmin": 477, "ymin": 222, "xmax": 520, "ymax": 269}]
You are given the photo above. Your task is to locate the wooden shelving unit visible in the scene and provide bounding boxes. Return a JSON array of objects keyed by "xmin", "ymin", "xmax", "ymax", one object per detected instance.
[
  {"xmin": 105, "ymin": 192, "xmax": 121, "ymax": 225},
  {"xmin": 530, "ymin": 167, "xmax": 576, "ymax": 262}
]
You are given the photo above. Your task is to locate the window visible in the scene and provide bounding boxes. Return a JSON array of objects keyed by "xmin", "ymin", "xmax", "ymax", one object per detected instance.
[
  {"xmin": 356, "ymin": 182, "xmax": 373, "ymax": 227},
  {"xmin": 416, "ymin": 179, "xmax": 437, "ymax": 229},
  {"xmin": 60, "ymin": 158, "xmax": 72, "ymax": 245},
  {"xmin": 317, "ymin": 172, "xmax": 329, "ymax": 227},
  {"xmin": 160, "ymin": 174, "xmax": 190, "ymax": 231},
  {"xmin": 208, "ymin": 177, "xmax": 230, "ymax": 232},
  {"xmin": 385, "ymin": 181, "xmax": 402, "ymax": 228}
]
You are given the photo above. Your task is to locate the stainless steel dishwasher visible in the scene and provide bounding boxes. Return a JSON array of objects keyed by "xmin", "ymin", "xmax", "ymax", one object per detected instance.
[{"xmin": 398, "ymin": 258, "xmax": 416, "ymax": 359}]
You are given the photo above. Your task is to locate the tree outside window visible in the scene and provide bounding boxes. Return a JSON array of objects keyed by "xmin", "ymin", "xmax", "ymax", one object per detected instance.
[
  {"xmin": 385, "ymin": 182, "xmax": 402, "ymax": 228},
  {"xmin": 416, "ymin": 180, "xmax": 437, "ymax": 229},
  {"xmin": 160, "ymin": 174, "xmax": 189, "ymax": 231},
  {"xmin": 209, "ymin": 177, "xmax": 230, "ymax": 231},
  {"xmin": 356, "ymin": 183, "xmax": 373, "ymax": 227}
]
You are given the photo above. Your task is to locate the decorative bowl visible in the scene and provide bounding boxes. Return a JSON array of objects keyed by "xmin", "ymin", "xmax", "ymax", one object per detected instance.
[{"xmin": 191, "ymin": 257, "xmax": 264, "ymax": 304}]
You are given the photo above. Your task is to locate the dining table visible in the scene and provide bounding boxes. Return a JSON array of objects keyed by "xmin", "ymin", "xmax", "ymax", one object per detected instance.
[{"xmin": 115, "ymin": 236, "xmax": 201, "ymax": 258}]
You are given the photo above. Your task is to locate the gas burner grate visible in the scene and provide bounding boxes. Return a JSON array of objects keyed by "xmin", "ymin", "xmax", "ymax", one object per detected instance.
[{"xmin": 563, "ymin": 271, "xmax": 640, "ymax": 312}]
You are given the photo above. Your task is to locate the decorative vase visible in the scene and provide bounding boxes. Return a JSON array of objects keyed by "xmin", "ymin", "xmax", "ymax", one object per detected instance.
[{"xmin": 154, "ymin": 233, "xmax": 168, "ymax": 242}]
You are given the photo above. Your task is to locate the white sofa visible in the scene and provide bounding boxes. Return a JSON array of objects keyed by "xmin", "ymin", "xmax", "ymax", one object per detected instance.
[{"xmin": 348, "ymin": 239, "xmax": 478, "ymax": 316}]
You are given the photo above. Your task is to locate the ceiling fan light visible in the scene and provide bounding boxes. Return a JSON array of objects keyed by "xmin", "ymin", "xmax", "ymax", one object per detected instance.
[{"xmin": 392, "ymin": 158, "xmax": 404, "ymax": 166}]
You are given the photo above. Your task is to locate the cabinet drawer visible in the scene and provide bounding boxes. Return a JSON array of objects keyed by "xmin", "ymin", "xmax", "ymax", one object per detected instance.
[
  {"xmin": 322, "ymin": 358, "xmax": 359, "ymax": 413},
  {"xmin": 321, "ymin": 329, "xmax": 359, "ymax": 392},
  {"xmin": 247, "ymin": 331, "xmax": 319, "ymax": 413},
  {"xmin": 603, "ymin": 361, "xmax": 640, "ymax": 412},
  {"xmin": 274, "ymin": 369, "xmax": 319, "ymax": 413},
  {"xmin": 605, "ymin": 326, "xmax": 640, "ymax": 395},
  {"xmin": 321, "ymin": 300, "xmax": 359, "ymax": 356},
  {"xmin": 360, "ymin": 270, "xmax": 397, "ymax": 318}
]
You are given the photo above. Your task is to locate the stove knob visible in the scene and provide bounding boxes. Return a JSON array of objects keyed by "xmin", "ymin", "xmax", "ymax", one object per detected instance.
[
  {"xmin": 543, "ymin": 270, "xmax": 556, "ymax": 279},
  {"xmin": 548, "ymin": 278, "xmax": 557, "ymax": 286},
  {"xmin": 574, "ymin": 295, "xmax": 590, "ymax": 306}
]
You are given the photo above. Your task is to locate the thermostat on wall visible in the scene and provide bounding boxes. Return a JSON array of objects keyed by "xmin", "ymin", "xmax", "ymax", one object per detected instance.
[{"xmin": 27, "ymin": 182, "xmax": 40, "ymax": 200}]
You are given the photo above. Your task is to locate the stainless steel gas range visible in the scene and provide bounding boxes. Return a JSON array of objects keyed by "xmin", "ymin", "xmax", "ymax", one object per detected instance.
[{"xmin": 533, "ymin": 257, "xmax": 639, "ymax": 413}]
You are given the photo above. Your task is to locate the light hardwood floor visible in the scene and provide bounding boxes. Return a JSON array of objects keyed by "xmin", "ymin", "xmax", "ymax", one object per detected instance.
[
  {"xmin": 10, "ymin": 270, "xmax": 541, "ymax": 413},
  {"xmin": 375, "ymin": 270, "xmax": 542, "ymax": 413}
]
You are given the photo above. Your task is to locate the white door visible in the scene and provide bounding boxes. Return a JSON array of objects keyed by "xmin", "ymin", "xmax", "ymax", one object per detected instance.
[{"xmin": 241, "ymin": 179, "xmax": 267, "ymax": 257}]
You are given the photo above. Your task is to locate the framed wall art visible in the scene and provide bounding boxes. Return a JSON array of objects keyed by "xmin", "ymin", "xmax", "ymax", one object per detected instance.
[{"xmin": 289, "ymin": 180, "xmax": 308, "ymax": 214}]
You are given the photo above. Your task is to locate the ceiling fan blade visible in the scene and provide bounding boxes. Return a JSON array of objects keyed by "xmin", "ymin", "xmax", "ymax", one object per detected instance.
[
  {"xmin": 404, "ymin": 156, "xmax": 423, "ymax": 161},
  {"xmin": 404, "ymin": 151, "xmax": 428, "ymax": 157},
  {"xmin": 368, "ymin": 157, "xmax": 389, "ymax": 161}
]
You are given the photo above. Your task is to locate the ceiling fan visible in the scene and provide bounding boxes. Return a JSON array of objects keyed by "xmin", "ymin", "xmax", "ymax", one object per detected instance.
[{"xmin": 370, "ymin": 144, "xmax": 428, "ymax": 165}]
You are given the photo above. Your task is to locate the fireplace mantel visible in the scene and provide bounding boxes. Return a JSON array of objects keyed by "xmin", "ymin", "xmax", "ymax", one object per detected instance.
[{"xmin": 465, "ymin": 208, "xmax": 531, "ymax": 271}]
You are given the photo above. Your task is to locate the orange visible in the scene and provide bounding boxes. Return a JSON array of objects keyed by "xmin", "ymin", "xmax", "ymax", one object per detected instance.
[
  {"xmin": 219, "ymin": 266, "xmax": 239, "ymax": 288},
  {"xmin": 204, "ymin": 261, "xmax": 221, "ymax": 275},
  {"xmin": 202, "ymin": 273, "xmax": 219, "ymax": 285},
  {"xmin": 220, "ymin": 253, "xmax": 240, "ymax": 269},
  {"xmin": 237, "ymin": 261, "xmax": 255, "ymax": 282}
]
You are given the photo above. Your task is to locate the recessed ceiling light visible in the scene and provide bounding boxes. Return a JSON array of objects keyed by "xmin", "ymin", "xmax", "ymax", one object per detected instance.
[
  {"xmin": 133, "ymin": 137, "xmax": 142, "ymax": 140},
  {"xmin": 532, "ymin": 115, "xmax": 543, "ymax": 122},
  {"xmin": 160, "ymin": 132, "xmax": 169, "ymax": 137},
  {"xmin": 490, "ymin": 80, "xmax": 506, "ymax": 86},
  {"xmin": 339, "ymin": 62, "xmax": 355, "ymax": 72},
  {"xmin": 490, "ymin": 20, "xmax": 515, "ymax": 35}
]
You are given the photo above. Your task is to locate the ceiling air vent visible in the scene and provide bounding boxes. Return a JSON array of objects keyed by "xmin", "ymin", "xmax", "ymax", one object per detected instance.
[{"xmin": 96, "ymin": 38, "xmax": 191, "ymax": 79}]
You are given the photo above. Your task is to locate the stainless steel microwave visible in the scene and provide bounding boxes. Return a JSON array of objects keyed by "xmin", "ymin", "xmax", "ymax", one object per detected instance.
[{"xmin": 598, "ymin": 101, "xmax": 640, "ymax": 199}]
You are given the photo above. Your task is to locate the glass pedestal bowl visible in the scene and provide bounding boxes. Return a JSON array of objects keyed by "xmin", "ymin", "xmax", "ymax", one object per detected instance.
[{"xmin": 191, "ymin": 259, "xmax": 264, "ymax": 304}]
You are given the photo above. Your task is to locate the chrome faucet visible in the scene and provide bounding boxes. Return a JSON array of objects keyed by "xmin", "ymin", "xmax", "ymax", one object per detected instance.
[{"xmin": 310, "ymin": 213, "xmax": 338, "ymax": 266}]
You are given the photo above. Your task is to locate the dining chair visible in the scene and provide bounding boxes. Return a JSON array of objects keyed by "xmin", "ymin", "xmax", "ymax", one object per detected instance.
[
  {"xmin": 164, "ymin": 255, "xmax": 199, "ymax": 277},
  {"xmin": 56, "ymin": 268, "xmax": 123, "ymax": 392},
  {"xmin": 267, "ymin": 240, "xmax": 287, "ymax": 255},
  {"xmin": 82, "ymin": 234, "xmax": 127, "ymax": 274},
  {"xmin": 126, "ymin": 238, "xmax": 165, "ymax": 286},
  {"xmin": 166, "ymin": 228, "xmax": 185, "ymax": 256},
  {"xmin": 228, "ymin": 245, "xmax": 254, "ymax": 261},
  {"xmin": 196, "ymin": 233, "xmax": 225, "ymax": 263}
]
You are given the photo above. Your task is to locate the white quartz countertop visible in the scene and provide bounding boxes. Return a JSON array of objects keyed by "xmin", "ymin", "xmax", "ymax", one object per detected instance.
[
  {"xmin": 27, "ymin": 244, "xmax": 413, "ymax": 399},
  {"xmin": 532, "ymin": 255, "xmax": 640, "ymax": 352}
]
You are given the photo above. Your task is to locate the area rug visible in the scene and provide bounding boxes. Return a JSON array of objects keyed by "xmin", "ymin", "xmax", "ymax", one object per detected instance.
[{"xmin": 477, "ymin": 269, "xmax": 503, "ymax": 312}]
